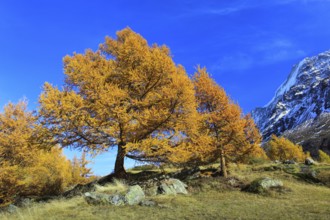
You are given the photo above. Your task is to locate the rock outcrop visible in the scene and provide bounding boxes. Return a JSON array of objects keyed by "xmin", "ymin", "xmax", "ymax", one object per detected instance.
[{"xmin": 244, "ymin": 177, "xmax": 283, "ymax": 194}]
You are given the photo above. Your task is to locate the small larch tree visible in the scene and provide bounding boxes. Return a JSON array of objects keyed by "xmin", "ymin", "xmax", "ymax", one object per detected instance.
[
  {"xmin": 71, "ymin": 152, "xmax": 94, "ymax": 184},
  {"xmin": 233, "ymin": 114, "xmax": 268, "ymax": 163},
  {"xmin": 193, "ymin": 67, "xmax": 266, "ymax": 177},
  {"xmin": 39, "ymin": 28, "xmax": 198, "ymax": 178},
  {"xmin": 318, "ymin": 150, "xmax": 330, "ymax": 163},
  {"xmin": 0, "ymin": 101, "xmax": 73, "ymax": 205},
  {"xmin": 265, "ymin": 135, "xmax": 306, "ymax": 162}
]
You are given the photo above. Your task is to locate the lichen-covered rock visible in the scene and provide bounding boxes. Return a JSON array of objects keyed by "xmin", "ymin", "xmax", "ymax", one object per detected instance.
[
  {"xmin": 139, "ymin": 200, "xmax": 157, "ymax": 207},
  {"xmin": 305, "ymin": 158, "xmax": 317, "ymax": 166},
  {"xmin": 2, "ymin": 204, "xmax": 18, "ymax": 214},
  {"xmin": 14, "ymin": 197, "xmax": 35, "ymax": 208},
  {"xmin": 84, "ymin": 192, "xmax": 110, "ymax": 205},
  {"xmin": 159, "ymin": 182, "xmax": 176, "ymax": 195},
  {"xmin": 144, "ymin": 185, "xmax": 159, "ymax": 196},
  {"xmin": 245, "ymin": 177, "xmax": 283, "ymax": 194},
  {"xmin": 63, "ymin": 182, "xmax": 97, "ymax": 198},
  {"xmin": 283, "ymin": 159, "xmax": 297, "ymax": 165},
  {"xmin": 109, "ymin": 194, "xmax": 126, "ymax": 206},
  {"xmin": 158, "ymin": 178, "xmax": 188, "ymax": 195},
  {"xmin": 125, "ymin": 185, "xmax": 145, "ymax": 205},
  {"xmin": 299, "ymin": 167, "xmax": 319, "ymax": 183}
]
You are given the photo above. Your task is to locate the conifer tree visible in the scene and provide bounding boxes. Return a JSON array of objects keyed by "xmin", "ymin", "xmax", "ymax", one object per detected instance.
[
  {"xmin": 318, "ymin": 150, "xmax": 330, "ymax": 163},
  {"xmin": 233, "ymin": 114, "xmax": 268, "ymax": 163},
  {"xmin": 265, "ymin": 135, "xmax": 306, "ymax": 162},
  {"xmin": 39, "ymin": 28, "xmax": 198, "ymax": 178},
  {"xmin": 70, "ymin": 152, "xmax": 94, "ymax": 184},
  {"xmin": 193, "ymin": 67, "xmax": 266, "ymax": 177},
  {"xmin": 79, "ymin": 152, "xmax": 93, "ymax": 178},
  {"xmin": 0, "ymin": 101, "xmax": 73, "ymax": 204}
]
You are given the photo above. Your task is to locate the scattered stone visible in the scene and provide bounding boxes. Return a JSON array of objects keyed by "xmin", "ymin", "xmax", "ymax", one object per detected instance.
[
  {"xmin": 227, "ymin": 178, "xmax": 240, "ymax": 187},
  {"xmin": 305, "ymin": 158, "xmax": 317, "ymax": 166},
  {"xmin": 84, "ymin": 192, "xmax": 111, "ymax": 205},
  {"xmin": 244, "ymin": 177, "xmax": 283, "ymax": 194},
  {"xmin": 5, "ymin": 204, "xmax": 18, "ymax": 213},
  {"xmin": 283, "ymin": 159, "xmax": 297, "ymax": 165},
  {"xmin": 144, "ymin": 185, "xmax": 159, "ymax": 196},
  {"xmin": 14, "ymin": 197, "xmax": 34, "ymax": 207},
  {"xmin": 159, "ymin": 182, "xmax": 176, "ymax": 195},
  {"xmin": 300, "ymin": 166, "xmax": 320, "ymax": 182},
  {"xmin": 125, "ymin": 185, "xmax": 145, "ymax": 205},
  {"xmin": 64, "ymin": 182, "xmax": 97, "ymax": 198},
  {"xmin": 186, "ymin": 171, "xmax": 201, "ymax": 180},
  {"xmin": 139, "ymin": 200, "xmax": 157, "ymax": 207},
  {"xmin": 263, "ymin": 165, "xmax": 282, "ymax": 171},
  {"xmin": 80, "ymin": 178, "xmax": 188, "ymax": 206},
  {"xmin": 158, "ymin": 178, "xmax": 188, "ymax": 195},
  {"xmin": 109, "ymin": 194, "xmax": 126, "ymax": 206},
  {"xmin": 84, "ymin": 185, "xmax": 146, "ymax": 206}
]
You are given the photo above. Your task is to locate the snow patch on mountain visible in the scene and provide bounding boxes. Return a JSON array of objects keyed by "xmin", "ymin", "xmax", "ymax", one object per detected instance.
[
  {"xmin": 252, "ymin": 50, "xmax": 330, "ymax": 140},
  {"xmin": 265, "ymin": 59, "xmax": 305, "ymax": 107}
]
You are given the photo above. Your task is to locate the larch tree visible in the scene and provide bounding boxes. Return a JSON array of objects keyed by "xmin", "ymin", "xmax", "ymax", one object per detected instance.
[
  {"xmin": 79, "ymin": 152, "xmax": 93, "ymax": 179},
  {"xmin": 318, "ymin": 150, "xmax": 330, "ymax": 163},
  {"xmin": 265, "ymin": 135, "xmax": 306, "ymax": 162},
  {"xmin": 232, "ymin": 114, "xmax": 268, "ymax": 163},
  {"xmin": 38, "ymin": 28, "xmax": 198, "ymax": 178},
  {"xmin": 71, "ymin": 152, "xmax": 94, "ymax": 185},
  {"xmin": 193, "ymin": 67, "xmax": 265, "ymax": 177},
  {"xmin": 0, "ymin": 101, "xmax": 73, "ymax": 204}
]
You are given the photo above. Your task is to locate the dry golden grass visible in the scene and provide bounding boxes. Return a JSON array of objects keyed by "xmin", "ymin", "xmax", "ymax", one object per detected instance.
[
  {"xmin": 2, "ymin": 163, "xmax": 330, "ymax": 220},
  {"xmin": 94, "ymin": 179, "xmax": 128, "ymax": 194}
]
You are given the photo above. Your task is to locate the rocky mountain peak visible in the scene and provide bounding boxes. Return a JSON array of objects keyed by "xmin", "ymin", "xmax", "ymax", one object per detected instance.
[{"xmin": 252, "ymin": 50, "xmax": 330, "ymax": 141}]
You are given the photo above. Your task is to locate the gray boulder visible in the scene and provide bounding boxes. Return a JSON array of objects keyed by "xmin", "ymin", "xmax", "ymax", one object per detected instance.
[
  {"xmin": 139, "ymin": 200, "xmax": 157, "ymax": 207},
  {"xmin": 14, "ymin": 198, "xmax": 34, "ymax": 208},
  {"xmin": 158, "ymin": 178, "xmax": 188, "ymax": 195},
  {"xmin": 0, "ymin": 204, "xmax": 19, "ymax": 214},
  {"xmin": 109, "ymin": 194, "xmax": 126, "ymax": 206},
  {"xmin": 144, "ymin": 185, "xmax": 159, "ymax": 196},
  {"xmin": 125, "ymin": 185, "xmax": 145, "ymax": 205},
  {"xmin": 84, "ymin": 186, "xmax": 145, "ymax": 206},
  {"xmin": 84, "ymin": 192, "xmax": 111, "ymax": 205},
  {"xmin": 305, "ymin": 158, "xmax": 317, "ymax": 166},
  {"xmin": 245, "ymin": 177, "xmax": 283, "ymax": 194},
  {"xmin": 283, "ymin": 159, "xmax": 297, "ymax": 165},
  {"xmin": 300, "ymin": 166, "xmax": 319, "ymax": 182},
  {"xmin": 159, "ymin": 182, "xmax": 176, "ymax": 195}
]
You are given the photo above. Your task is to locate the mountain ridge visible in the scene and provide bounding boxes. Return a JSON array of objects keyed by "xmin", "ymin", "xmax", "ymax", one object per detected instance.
[{"xmin": 252, "ymin": 50, "xmax": 330, "ymax": 155}]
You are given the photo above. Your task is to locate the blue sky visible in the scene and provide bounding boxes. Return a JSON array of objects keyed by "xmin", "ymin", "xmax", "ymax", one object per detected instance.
[{"xmin": 1, "ymin": 0, "xmax": 330, "ymax": 175}]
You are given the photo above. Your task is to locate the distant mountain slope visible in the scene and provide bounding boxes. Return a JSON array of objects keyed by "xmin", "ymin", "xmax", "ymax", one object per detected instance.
[
  {"xmin": 251, "ymin": 50, "xmax": 330, "ymax": 156},
  {"xmin": 283, "ymin": 112, "xmax": 330, "ymax": 156},
  {"xmin": 252, "ymin": 50, "xmax": 330, "ymax": 138}
]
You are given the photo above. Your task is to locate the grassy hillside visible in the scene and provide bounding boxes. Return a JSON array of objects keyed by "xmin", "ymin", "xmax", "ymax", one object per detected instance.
[{"xmin": 2, "ymin": 163, "xmax": 330, "ymax": 220}]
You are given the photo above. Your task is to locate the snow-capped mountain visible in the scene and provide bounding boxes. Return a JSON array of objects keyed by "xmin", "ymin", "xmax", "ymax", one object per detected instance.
[{"xmin": 252, "ymin": 50, "xmax": 330, "ymax": 144}]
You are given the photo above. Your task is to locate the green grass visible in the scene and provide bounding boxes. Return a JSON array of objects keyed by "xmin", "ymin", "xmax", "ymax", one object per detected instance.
[{"xmin": 2, "ymin": 163, "xmax": 330, "ymax": 220}]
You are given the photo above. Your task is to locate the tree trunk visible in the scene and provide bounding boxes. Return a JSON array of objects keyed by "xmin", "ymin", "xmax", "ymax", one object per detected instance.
[
  {"xmin": 220, "ymin": 149, "xmax": 228, "ymax": 178},
  {"xmin": 114, "ymin": 143, "xmax": 127, "ymax": 179}
]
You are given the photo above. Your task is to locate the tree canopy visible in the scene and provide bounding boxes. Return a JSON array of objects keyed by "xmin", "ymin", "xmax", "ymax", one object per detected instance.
[
  {"xmin": 265, "ymin": 135, "xmax": 306, "ymax": 162},
  {"xmin": 193, "ymin": 67, "xmax": 266, "ymax": 177},
  {"xmin": 0, "ymin": 101, "xmax": 74, "ymax": 205},
  {"xmin": 39, "ymin": 28, "xmax": 199, "ymax": 177}
]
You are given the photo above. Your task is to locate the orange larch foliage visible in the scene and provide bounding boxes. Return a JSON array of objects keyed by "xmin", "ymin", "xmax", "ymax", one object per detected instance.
[
  {"xmin": 319, "ymin": 150, "xmax": 330, "ymax": 163},
  {"xmin": 0, "ymin": 101, "xmax": 73, "ymax": 205},
  {"xmin": 38, "ymin": 28, "xmax": 199, "ymax": 178},
  {"xmin": 193, "ymin": 67, "xmax": 266, "ymax": 177},
  {"xmin": 265, "ymin": 135, "xmax": 307, "ymax": 162}
]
